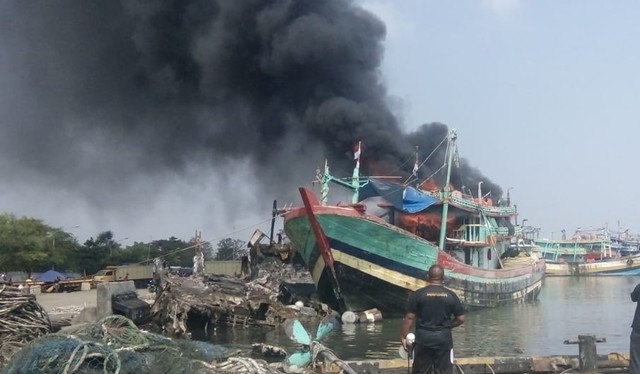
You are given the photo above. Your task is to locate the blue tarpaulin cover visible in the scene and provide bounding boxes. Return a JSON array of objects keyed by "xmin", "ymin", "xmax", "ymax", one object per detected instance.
[
  {"xmin": 359, "ymin": 178, "xmax": 439, "ymax": 213},
  {"xmin": 402, "ymin": 186, "xmax": 439, "ymax": 213},
  {"xmin": 36, "ymin": 269, "xmax": 69, "ymax": 282}
]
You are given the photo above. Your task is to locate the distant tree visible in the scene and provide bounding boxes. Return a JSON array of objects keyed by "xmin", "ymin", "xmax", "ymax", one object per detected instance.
[
  {"xmin": 0, "ymin": 213, "xmax": 79, "ymax": 274},
  {"xmin": 0, "ymin": 212, "xmax": 229, "ymax": 275},
  {"xmin": 154, "ymin": 237, "xmax": 192, "ymax": 267},
  {"xmin": 201, "ymin": 241, "xmax": 214, "ymax": 260},
  {"xmin": 82, "ymin": 237, "xmax": 194, "ymax": 271},
  {"xmin": 50, "ymin": 228, "xmax": 81, "ymax": 272},
  {"xmin": 76, "ymin": 231, "xmax": 115, "ymax": 275},
  {"xmin": 214, "ymin": 238, "xmax": 247, "ymax": 260},
  {"xmin": 109, "ymin": 242, "xmax": 149, "ymax": 266}
]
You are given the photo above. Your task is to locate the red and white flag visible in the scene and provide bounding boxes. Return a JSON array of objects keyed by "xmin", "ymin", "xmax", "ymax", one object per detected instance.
[{"xmin": 353, "ymin": 141, "xmax": 361, "ymax": 167}]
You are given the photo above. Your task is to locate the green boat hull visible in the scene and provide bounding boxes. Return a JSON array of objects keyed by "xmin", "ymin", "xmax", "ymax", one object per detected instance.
[{"xmin": 284, "ymin": 205, "xmax": 544, "ymax": 316}]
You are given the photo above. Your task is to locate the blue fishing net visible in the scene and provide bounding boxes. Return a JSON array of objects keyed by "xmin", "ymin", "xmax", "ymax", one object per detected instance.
[
  {"xmin": 2, "ymin": 315, "xmax": 233, "ymax": 374},
  {"xmin": 4, "ymin": 335, "xmax": 117, "ymax": 374}
]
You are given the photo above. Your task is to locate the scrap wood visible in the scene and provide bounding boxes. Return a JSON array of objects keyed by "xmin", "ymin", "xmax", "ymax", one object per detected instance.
[
  {"xmin": 151, "ymin": 266, "xmax": 330, "ymax": 338},
  {"xmin": 207, "ymin": 357, "xmax": 282, "ymax": 374},
  {"xmin": 0, "ymin": 284, "xmax": 52, "ymax": 370},
  {"xmin": 151, "ymin": 276, "xmax": 259, "ymax": 337}
]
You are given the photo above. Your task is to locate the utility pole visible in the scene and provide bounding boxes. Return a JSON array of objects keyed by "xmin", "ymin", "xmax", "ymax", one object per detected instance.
[
  {"xmin": 232, "ymin": 225, "xmax": 236, "ymax": 260},
  {"xmin": 194, "ymin": 230, "xmax": 204, "ymax": 277}
]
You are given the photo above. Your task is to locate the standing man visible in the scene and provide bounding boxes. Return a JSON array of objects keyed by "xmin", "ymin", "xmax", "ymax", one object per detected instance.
[
  {"xmin": 631, "ymin": 282, "xmax": 640, "ymax": 373},
  {"xmin": 401, "ymin": 264, "xmax": 465, "ymax": 374}
]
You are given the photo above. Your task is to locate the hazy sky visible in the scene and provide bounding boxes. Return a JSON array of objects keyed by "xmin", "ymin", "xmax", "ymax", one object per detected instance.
[
  {"xmin": 1, "ymin": 0, "xmax": 639, "ymax": 245},
  {"xmin": 363, "ymin": 0, "xmax": 640, "ymax": 239}
]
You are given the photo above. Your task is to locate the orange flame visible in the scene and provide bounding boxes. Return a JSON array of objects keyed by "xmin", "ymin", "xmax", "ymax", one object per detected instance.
[{"xmin": 396, "ymin": 211, "xmax": 454, "ymax": 241}]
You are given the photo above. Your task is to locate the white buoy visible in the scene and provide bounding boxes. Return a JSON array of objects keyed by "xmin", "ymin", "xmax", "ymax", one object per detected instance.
[
  {"xmin": 341, "ymin": 311, "xmax": 357, "ymax": 324},
  {"xmin": 294, "ymin": 300, "xmax": 304, "ymax": 308}
]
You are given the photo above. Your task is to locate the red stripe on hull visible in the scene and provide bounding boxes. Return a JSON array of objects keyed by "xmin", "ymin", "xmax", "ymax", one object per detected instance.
[{"xmin": 438, "ymin": 251, "xmax": 546, "ymax": 278}]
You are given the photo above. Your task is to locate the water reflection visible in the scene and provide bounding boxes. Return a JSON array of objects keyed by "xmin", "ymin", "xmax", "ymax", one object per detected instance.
[
  {"xmin": 201, "ymin": 277, "xmax": 638, "ymax": 360},
  {"xmin": 322, "ymin": 318, "xmax": 399, "ymax": 359},
  {"xmin": 341, "ymin": 323, "xmax": 356, "ymax": 339},
  {"xmin": 452, "ymin": 302, "xmax": 542, "ymax": 356}
]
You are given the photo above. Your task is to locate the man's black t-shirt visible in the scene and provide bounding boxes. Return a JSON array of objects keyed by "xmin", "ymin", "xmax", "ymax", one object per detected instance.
[{"xmin": 407, "ymin": 284, "xmax": 464, "ymax": 350}]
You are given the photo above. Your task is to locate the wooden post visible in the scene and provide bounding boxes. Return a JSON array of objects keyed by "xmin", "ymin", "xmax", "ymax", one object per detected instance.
[{"xmin": 578, "ymin": 334, "xmax": 597, "ymax": 373}]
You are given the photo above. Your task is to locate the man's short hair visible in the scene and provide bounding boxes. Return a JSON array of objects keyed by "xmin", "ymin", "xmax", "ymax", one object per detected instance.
[{"xmin": 428, "ymin": 264, "xmax": 444, "ymax": 280}]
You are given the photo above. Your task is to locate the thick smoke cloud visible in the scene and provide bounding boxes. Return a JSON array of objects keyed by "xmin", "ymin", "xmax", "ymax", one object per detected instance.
[{"xmin": 0, "ymin": 0, "xmax": 502, "ymax": 219}]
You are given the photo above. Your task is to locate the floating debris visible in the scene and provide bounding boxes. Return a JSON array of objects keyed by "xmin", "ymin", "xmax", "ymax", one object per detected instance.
[{"xmin": 251, "ymin": 343, "xmax": 288, "ymax": 360}]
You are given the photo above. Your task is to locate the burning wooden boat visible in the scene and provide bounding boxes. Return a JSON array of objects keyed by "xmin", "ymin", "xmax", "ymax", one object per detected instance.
[
  {"xmin": 534, "ymin": 229, "xmax": 640, "ymax": 276},
  {"xmin": 282, "ymin": 129, "xmax": 545, "ymax": 316}
]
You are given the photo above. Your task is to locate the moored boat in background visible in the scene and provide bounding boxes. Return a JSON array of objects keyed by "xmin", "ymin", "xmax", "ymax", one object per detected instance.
[
  {"xmin": 610, "ymin": 229, "xmax": 640, "ymax": 257},
  {"xmin": 533, "ymin": 229, "xmax": 640, "ymax": 276},
  {"xmin": 282, "ymin": 130, "xmax": 545, "ymax": 316}
]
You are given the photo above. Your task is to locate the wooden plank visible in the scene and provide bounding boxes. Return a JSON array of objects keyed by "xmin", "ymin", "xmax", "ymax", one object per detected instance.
[{"xmin": 323, "ymin": 353, "xmax": 631, "ymax": 374}]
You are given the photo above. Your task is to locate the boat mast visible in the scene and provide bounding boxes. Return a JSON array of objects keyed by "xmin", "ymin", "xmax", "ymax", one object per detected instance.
[
  {"xmin": 413, "ymin": 146, "xmax": 419, "ymax": 187},
  {"xmin": 438, "ymin": 130, "xmax": 457, "ymax": 250},
  {"xmin": 351, "ymin": 141, "xmax": 361, "ymax": 204},
  {"xmin": 320, "ymin": 160, "xmax": 330, "ymax": 206},
  {"xmin": 320, "ymin": 141, "xmax": 365, "ymax": 206}
]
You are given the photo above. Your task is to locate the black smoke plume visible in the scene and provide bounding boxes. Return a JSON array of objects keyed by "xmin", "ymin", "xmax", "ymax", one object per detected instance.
[{"xmin": 0, "ymin": 0, "xmax": 502, "ymax": 213}]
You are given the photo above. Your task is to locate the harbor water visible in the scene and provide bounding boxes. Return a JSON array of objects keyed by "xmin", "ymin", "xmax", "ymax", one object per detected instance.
[{"xmin": 205, "ymin": 276, "xmax": 639, "ymax": 360}]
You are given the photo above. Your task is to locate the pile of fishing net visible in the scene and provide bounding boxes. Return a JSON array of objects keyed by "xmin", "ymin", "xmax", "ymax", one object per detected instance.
[
  {"xmin": 3, "ymin": 314, "xmax": 280, "ymax": 374},
  {"xmin": 0, "ymin": 283, "xmax": 52, "ymax": 368},
  {"xmin": 501, "ymin": 251, "xmax": 540, "ymax": 267}
]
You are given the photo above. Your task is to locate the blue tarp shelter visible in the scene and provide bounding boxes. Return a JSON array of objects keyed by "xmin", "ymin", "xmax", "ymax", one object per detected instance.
[
  {"xmin": 359, "ymin": 178, "xmax": 439, "ymax": 213},
  {"xmin": 36, "ymin": 269, "xmax": 69, "ymax": 283}
]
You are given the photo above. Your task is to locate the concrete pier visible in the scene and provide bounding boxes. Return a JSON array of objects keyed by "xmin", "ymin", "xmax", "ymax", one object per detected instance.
[
  {"xmin": 327, "ymin": 336, "xmax": 628, "ymax": 374},
  {"xmin": 327, "ymin": 352, "xmax": 631, "ymax": 374},
  {"xmin": 96, "ymin": 281, "xmax": 136, "ymax": 320}
]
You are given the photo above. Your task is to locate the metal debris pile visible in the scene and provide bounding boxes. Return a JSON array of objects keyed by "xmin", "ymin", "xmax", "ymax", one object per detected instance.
[
  {"xmin": 152, "ymin": 275, "xmax": 254, "ymax": 337},
  {"xmin": 250, "ymin": 258, "xmax": 313, "ymax": 285},
  {"xmin": 0, "ymin": 283, "xmax": 52, "ymax": 369},
  {"xmin": 150, "ymin": 257, "xmax": 329, "ymax": 338}
]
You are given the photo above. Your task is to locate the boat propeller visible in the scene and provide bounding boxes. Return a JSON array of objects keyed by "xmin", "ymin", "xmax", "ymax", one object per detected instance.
[{"xmin": 282, "ymin": 315, "xmax": 336, "ymax": 373}]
